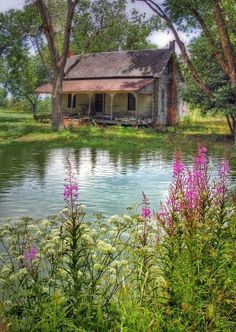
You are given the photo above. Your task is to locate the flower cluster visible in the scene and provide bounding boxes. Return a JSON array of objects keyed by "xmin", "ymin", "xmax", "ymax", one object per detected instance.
[
  {"xmin": 157, "ymin": 146, "xmax": 231, "ymax": 230},
  {"xmin": 64, "ymin": 183, "xmax": 79, "ymax": 202},
  {"xmin": 140, "ymin": 192, "xmax": 152, "ymax": 219},
  {"xmin": 64, "ymin": 158, "xmax": 79, "ymax": 204}
]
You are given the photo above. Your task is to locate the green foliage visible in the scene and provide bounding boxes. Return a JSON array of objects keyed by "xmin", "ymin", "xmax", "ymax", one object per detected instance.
[
  {"xmin": 181, "ymin": 35, "xmax": 236, "ymax": 117},
  {"xmin": 71, "ymin": 0, "xmax": 158, "ymax": 53},
  {"xmin": 0, "ymin": 5, "xmax": 47, "ymax": 115}
]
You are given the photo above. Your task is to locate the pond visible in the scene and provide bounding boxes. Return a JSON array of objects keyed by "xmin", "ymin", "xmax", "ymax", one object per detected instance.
[{"xmin": 0, "ymin": 145, "xmax": 235, "ymax": 223}]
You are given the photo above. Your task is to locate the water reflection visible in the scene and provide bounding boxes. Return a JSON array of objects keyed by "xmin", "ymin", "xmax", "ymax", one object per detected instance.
[{"xmin": 0, "ymin": 145, "xmax": 235, "ymax": 222}]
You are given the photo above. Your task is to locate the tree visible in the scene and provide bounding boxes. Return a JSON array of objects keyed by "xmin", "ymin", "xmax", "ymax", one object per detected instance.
[
  {"xmin": 135, "ymin": 0, "xmax": 236, "ymax": 141},
  {"xmin": 3, "ymin": 49, "xmax": 47, "ymax": 117},
  {"xmin": 181, "ymin": 35, "xmax": 236, "ymax": 135},
  {"xmin": 72, "ymin": 0, "xmax": 158, "ymax": 53},
  {"xmin": 0, "ymin": 6, "xmax": 47, "ymax": 115},
  {"xmin": 31, "ymin": 0, "xmax": 79, "ymax": 130}
]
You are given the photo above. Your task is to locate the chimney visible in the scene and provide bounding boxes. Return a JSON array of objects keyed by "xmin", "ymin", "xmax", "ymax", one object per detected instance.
[
  {"xmin": 169, "ymin": 40, "xmax": 175, "ymax": 52},
  {"xmin": 67, "ymin": 50, "xmax": 75, "ymax": 58}
]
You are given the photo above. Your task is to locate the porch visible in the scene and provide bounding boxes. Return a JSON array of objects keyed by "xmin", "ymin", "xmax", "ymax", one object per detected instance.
[{"xmin": 61, "ymin": 91, "xmax": 154, "ymax": 125}]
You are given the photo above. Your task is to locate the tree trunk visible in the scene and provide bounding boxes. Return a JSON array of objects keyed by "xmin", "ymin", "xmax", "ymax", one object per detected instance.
[
  {"xmin": 232, "ymin": 114, "xmax": 236, "ymax": 144},
  {"xmin": 51, "ymin": 73, "xmax": 64, "ymax": 131},
  {"xmin": 32, "ymin": 103, "xmax": 37, "ymax": 120},
  {"xmin": 213, "ymin": 2, "xmax": 236, "ymax": 85},
  {"xmin": 226, "ymin": 114, "xmax": 233, "ymax": 135}
]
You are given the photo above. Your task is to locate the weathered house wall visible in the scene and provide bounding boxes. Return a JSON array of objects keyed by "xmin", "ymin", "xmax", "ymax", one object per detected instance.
[
  {"xmin": 138, "ymin": 94, "xmax": 152, "ymax": 119},
  {"xmin": 157, "ymin": 69, "xmax": 169, "ymax": 125}
]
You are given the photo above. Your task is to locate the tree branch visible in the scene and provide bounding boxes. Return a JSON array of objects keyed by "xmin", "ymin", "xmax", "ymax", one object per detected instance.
[
  {"xmin": 36, "ymin": 0, "xmax": 61, "ymax": 73},
  {"xmin": 137, "ymin": 0, "xmax": 212, "ymax": 97},
  {"xmin": 64, "ymin": 23, "xmax": 110, "ymax": 77},
  {"xmin": 189, "ymin": 7, "xmax": 229, "ymax": 77},
  {"xmin": 213, "ymin": 1, "xmax": 236, "ymax": 85}
]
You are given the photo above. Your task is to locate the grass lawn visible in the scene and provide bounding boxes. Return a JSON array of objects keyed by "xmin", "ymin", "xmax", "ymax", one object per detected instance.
[{"xmin": 0, "ymin": 109, "xmax": 235, "ymax": 162}]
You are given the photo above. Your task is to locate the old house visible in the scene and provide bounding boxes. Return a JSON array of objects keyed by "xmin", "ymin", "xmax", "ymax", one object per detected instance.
[{"xmin": 36, "ymin": 42, "xmax": 183, "ymax": 126}]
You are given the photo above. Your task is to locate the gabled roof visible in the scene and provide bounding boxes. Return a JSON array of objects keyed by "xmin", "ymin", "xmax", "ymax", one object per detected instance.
[{"xmin": 64, "ymin": 48, "xmax": 173, "ymax": 79}]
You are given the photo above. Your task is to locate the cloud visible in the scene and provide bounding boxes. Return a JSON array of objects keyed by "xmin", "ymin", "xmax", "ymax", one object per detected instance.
[
  {"xmin": 148, "ymin": 29, "xmax": 193, "ymax": 51},
  {"xmin": 0, "ymin": 0, "xmax": 25, "ymax": 12}
]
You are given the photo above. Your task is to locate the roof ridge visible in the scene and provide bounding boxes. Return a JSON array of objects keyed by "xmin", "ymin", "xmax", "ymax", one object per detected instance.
[{"xmin": 69, "ymin": 48, "xmax": 172, "ymax": 58}]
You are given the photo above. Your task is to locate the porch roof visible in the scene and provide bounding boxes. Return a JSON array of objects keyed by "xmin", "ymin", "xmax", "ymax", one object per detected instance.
[{"xmin": 35, "ymin": 78, "xmax": 154, "ymax": 94}]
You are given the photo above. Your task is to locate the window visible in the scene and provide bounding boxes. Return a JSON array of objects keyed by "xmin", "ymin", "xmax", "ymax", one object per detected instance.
[
  {"xmin": 68, "ymin": 94, "xmax": 76, "ymax": 108},
  {"xmin": 128, "ymin": 93, "xmax": 136, "ymax": 111},
  {"xmin": 161, "ymin": 89, "xmax": 165, "ymax": 113},
  {"xmin": 95, "ymin": 94, "xmax": 104, "ymax": 113}
]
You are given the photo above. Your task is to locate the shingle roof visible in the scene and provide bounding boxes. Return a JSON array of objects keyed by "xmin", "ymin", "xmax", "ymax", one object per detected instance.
[
  {"xmin": 35, "ymin": 78, "xmax": 154, "ymax": 94},
  {"xmin": 64, "ymin": 49, "xmax": 173, "ymax": 79}
]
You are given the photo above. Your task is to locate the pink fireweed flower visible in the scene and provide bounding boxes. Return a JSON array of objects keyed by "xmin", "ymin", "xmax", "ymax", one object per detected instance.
[
  {"xmin": 157, "ymin": 209, "xmax": 173, "ymax": 228},
  {"xmin": 141, "ymin": 206, "xmax": 152, "ymax": 219},
  {"xmin": 213, "ymin": 159, "xmax": 231, "ymax": 204},
  {"xmin": 194, "ymin": 146, "xmax": 207, "ymax": 170},
  {"xmin": 173, "ymin": 151, "xmax": 185, "ymax": 177},
  {"xmin": 64, "ymin": 158, "xmax": 79, "ymax": 203},
  {"xmin": 218, "ymin": 159, "xmax": 230, "ymax": 177},
  {"xmin": 141, "ymin": 192, "xmax": 152, "ymax": 219},
  {"xmin": 64, "ymin": 183, "xmax": 79, "ymax": 202},
  {"xmin": 23, "ymin": 246, "xmax": 38, "ymax": 264}
]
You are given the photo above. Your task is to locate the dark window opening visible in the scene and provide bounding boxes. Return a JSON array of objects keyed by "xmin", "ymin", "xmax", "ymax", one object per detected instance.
[
  {"xmin": 68, "ymin": 94, "xmax": 76, "ymax": 108},
  {"xmin": 128, "ymin": 93, "xmax": 136, "ymax": 111},
  {"xmin": 96, "ymin": 94, "xmax": 104, "ymax": 113}
]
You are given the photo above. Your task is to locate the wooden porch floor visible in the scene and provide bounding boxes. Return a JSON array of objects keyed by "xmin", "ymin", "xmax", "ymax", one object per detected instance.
[{"xmin": 63, "ymin": 115, "xmax": 154, "ymax": 127}]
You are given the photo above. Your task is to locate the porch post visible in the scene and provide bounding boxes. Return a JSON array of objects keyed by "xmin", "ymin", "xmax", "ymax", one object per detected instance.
[
  {"xmin": 88, "ymin": 93, "xmax": 93, "ymax": 116},
  {"xmin": 135, "ymin": 93, "xmax": 139, "ymax": 122},
  {"xmin": 110, "ymin": 93, "xmax": 115, "ymax": 120}
]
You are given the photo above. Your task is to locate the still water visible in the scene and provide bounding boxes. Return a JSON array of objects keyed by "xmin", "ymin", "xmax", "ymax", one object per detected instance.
[{"xmin": 0, "ymin": 145, "xmax": 235, "ymax": 222}]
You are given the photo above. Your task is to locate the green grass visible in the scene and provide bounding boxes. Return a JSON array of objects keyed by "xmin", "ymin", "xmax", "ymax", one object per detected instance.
[{"xmin": 0, "ymin": 109, "xmax": 235, "ymax": 162}]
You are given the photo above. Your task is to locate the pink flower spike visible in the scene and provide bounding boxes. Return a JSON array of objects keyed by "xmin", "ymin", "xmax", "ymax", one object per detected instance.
[
  {"xmin": 64, "ymin": 183, "xmax": 79, "ymax": 202},
  {"xmin": 141, "ymin": 207, "xmax": 152, "ymax": 219},
  {"xmin": 218, "ymin": 159, "xmax": 230, "ymax": 177},
  {"xmin": 173, "ymin": 152, "xmax": 185, "ymax": 177}
]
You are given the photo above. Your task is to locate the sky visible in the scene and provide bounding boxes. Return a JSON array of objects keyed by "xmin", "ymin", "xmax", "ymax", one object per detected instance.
[{"xmin": 0, "ymin": 0, "xmax": 190, "ymax": 49}]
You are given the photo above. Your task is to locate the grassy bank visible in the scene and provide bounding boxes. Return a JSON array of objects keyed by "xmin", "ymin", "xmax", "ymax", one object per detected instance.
[{"xmin": 0, "ymin": 109, "xmax": 235, "ymax": 157}]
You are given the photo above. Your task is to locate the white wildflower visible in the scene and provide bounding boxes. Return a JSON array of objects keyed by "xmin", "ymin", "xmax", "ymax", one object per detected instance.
[
  {"xmin": 97, "ymin": 241, "xmax": 116, "ymax": 254},
  {"xmin": 111, "ymin": 261, "xmax": 121, "ymax": 268},
  {"xmin": 107, "ymin": 215, "xmax": 121, "ymax": 223},
  {"xmin": 110, "ymin": 274, "xmax": 117, "ymax": 283},
  {"xmin": 124, "ymin": 215, "xmax": 133, "ymax": 222},
  {"xmin": 1, "ymin": 266, "xmax": 11, "ymax": 275},
  {"xmin": 94, "ymin": 264, "xmax": 103, "ymax": 271},
  {"xmin": 120, "ymin": 260, "xmax": 128, "ymax": 267},
  {"xmin": 4, "ymin": 300, "xmax": 12, "ymax": 307},
  {"xmin": 41, "ymin": 220, "xmax": 52, "ymax": 227},
  {"xmin": 16, "ymin": 268, "xmax": 28, "ymax": 278},
  {"xmin": 81, "ymin": 234, "xmax": 94, "ymax": 246},
  {"xmin": 108, "ymin": 267, "xmax": 116, "ymax": 274}
]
